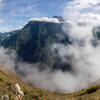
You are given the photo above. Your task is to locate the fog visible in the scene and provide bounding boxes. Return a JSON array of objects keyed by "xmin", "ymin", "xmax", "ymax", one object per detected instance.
[{"xmin": 1, "ymin": 0, "xmax": 100, "ymax": 93}]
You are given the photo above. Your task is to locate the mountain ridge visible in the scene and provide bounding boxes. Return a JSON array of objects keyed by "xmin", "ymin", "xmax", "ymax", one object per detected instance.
[
  {"xmin": 0, "ymin": 16, "xmax": 100, "ymax": 99},
  {"xmin": 0, "ymin": 18, "xmax": 70, "ymax": 71},
  {"xmin": 0, "ymin": 64, "xmax": 100, "ymax": 100}
]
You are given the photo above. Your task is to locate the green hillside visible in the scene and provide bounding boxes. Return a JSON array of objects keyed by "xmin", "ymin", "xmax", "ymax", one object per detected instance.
[{"xmin": 0, "ymin": 64, "xmax": 100, "ymax": 100}]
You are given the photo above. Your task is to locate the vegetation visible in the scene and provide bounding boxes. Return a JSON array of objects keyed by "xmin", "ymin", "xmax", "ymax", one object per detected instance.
[
  {"xmin": 0, "ymin": 64, "xmax": 100, "ymax": 100},
  {"xmin": 1, "ymin": 20, "xmax": 100, "ymax": 100}
]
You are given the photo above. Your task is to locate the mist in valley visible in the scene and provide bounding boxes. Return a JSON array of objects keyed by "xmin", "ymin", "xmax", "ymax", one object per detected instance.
[{"xmin": 1, "ymin": 0, "xmax": 100, "ymax": 93}]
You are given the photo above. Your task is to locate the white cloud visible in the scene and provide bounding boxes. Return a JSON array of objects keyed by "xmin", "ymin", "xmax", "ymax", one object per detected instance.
[
  {"xmin": 0, "ymin": 0, "xmax": 2, "ymax": 2},
  {"xmin": 66, "ymin": 0, "xmax": 100, "ymax": 10},
  {"xmin": 0, "ymin": 26, "xmax": 22, "ymax": 32},
  {"xmin": 30, "ymin": 17, "xmax": 60, "ymax": 23},
  {"xmin": 0, "ymin": 0, "xmax": 6, "ymax": 24},
  {"xmin": 64, "ymin": 0, "xmax": 100, "ymax": 22},
  {"xmin": 45, "ymin": 0, "xmax": 100, "ymax": 92},
  {"xmin": 0, "ymin": 0, "xmax": 3, "ymax": 10},
  {"xmin": 63, "ymin": 0, "xmax": 100, "ymax": 40},
  {"xmin": 0, "ymin": 18, "xmax": 5, "ymax": 23}
]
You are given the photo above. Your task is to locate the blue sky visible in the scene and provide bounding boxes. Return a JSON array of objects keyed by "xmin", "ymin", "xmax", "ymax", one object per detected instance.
[{"xmin": 0, "ymin": 0, "xmax": 68, "ymax": 32}]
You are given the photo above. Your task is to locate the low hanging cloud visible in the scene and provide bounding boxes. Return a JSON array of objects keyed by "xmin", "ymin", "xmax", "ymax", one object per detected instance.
[
  {"xmin": 1, "ymin": 0, "xmax": 100, "ymax": 94},
  {"xmin": 0, "ymin": 47, "xmax": 16, "ymax": 70},
  {"xmin": 0, "ymin": 46, "xmax": 82, "ymax": 93},
  {"xmin": 30, "ymin": 17, "xmax": 60, "ymax": 23},
  {"xmin": 52, "ymin": 0, "xmax": 100, "ymax": 92}
]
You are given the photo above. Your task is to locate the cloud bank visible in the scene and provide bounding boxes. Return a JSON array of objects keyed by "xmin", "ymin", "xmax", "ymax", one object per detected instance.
[
  {"xmin": 0, "ymin": 47, "xmax": 81, "ymax": 93},
  {"xmin": 51, "ymin": 0, "xmax": 100, "ymax": 92},
  {"xmin": 1, "ymin": 0, "xmax": 100, "ymax": 93}
]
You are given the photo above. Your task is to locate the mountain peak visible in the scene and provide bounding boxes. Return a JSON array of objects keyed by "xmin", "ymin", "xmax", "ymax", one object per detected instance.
[{"xmin": 53, "ymin": 16, "xmax": 65, "ymax": 22}]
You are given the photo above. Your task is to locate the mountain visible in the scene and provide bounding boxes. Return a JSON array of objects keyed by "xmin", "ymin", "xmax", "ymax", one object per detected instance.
[
  {"xmin": 0, "ymin": 59, "xmax": 99, "ymax": 100},
  {"xmin": 0, "ymin": 17, "xmax": 71, "ymax": 71},
  {"xmin": 0, "ymin": 63, "xmax": 100, "ymax": 100},
  {"xmin": 53, "ymin": 16, "xmax": 65, "ymax": 22},
  {"xmin": 1, "ymin": 17, "xmax": 100, "ymax": 72},
  {"xmin": 1, "ymin": 17, "xmax": 100, "ymax": 100},
  {"xmin": 0, "ymin": 30, "xmax": 19, "ymax": 44}
]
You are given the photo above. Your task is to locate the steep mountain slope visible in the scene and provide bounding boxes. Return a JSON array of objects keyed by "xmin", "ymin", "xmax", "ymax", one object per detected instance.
[
  {"xmin": 0, "ymin": 64, "xmax": 100, "ymax": 100},
  {"xmin": 0, "ymin": 19, "xmax": 70, "ymax": 71}
]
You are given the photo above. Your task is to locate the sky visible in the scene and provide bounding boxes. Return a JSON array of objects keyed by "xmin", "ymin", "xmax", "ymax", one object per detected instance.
[
  {"xmin": 1, "ymin": 0, "xmax": 100, "ymax": 93},
  {"xmin": 0, "ymin": 0, "xmax": 68, "ymax": 32}
]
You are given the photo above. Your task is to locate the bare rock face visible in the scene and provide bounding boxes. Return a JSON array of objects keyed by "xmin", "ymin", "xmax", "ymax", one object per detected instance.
[
  {"xmin": 0, "ymin": 20, "xmax": 71, "ymax": 71},
  {"xmin": 1, "ymin": 94, "xmax": 9, "ymax": 100},
  {"xmin": 14, "ymin": 83, "xmax": 24, "ymax": 96}
]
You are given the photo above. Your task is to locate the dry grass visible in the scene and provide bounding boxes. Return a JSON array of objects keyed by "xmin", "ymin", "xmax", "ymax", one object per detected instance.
[{"xmin": 0, "ymin": 64, "xmax": 100, "ymax": 100}]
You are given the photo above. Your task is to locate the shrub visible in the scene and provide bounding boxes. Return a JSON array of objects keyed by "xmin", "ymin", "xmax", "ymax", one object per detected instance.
[
  {"xmin": 33, "ymin": 92, "xmax": 39, "ymax": 100},
  {"xmin": 6, "ymin": 81, "xmax": 12, "ymax": 86},
  {"xmin": 86, "ymin": 85, "xmax": 100, "ymax": 94}
]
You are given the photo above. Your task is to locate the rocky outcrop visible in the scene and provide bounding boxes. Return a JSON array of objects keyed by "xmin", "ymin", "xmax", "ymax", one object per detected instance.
[
  {"xmin": 14, "ymin": 83, "xmax": 24, "ymax": 96},
  {"xmin": 1, "ymin": 94, "xmax": 9, "ymax": 100}
]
